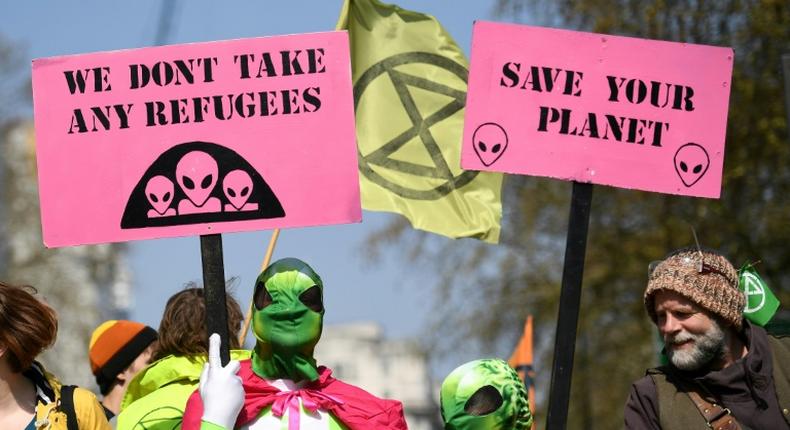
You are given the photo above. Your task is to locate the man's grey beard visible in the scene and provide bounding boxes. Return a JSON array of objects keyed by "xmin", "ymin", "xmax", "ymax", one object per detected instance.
[{"xmin": 665, "ymin": 319, "xmax": 727, "ymax": 371}]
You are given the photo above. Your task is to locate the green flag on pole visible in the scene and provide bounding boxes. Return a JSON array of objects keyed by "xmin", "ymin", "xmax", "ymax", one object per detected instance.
[
  {"xmin": 739, "ymin": 263, "xmax": 781, "ymax": 326},
  {"xmin": 336, "ymin": 0, "xmax": 504, "ymax": 243}
]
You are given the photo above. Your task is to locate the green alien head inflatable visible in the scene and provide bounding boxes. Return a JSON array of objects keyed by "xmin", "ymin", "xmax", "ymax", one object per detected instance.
[
  {"xmin": 440, "ymin": 359, "xmax": 533, "ymax": 430},
  {"xmin": 251, "ymin": 257, "xmax": 325, "ymax": 383}
]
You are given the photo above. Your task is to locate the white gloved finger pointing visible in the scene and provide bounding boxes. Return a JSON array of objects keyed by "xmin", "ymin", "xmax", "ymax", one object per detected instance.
[{"xmin": 208, "ymin": 333, "xmax": 221, "ymax": 369}]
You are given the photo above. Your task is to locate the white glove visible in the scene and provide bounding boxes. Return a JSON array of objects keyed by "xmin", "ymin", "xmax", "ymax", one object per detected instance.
[{"xmin": 199, "ymin": 333, "xmax": 244, "ymax": 430}]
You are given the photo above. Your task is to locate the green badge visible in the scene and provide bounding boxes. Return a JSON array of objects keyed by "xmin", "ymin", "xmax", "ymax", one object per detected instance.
[
  {"xmin": 739, "ymin": 263, "xmax": 780, "ymax": 326},
  {"xmin": 440, "ymin": 359, "xmax": 532, "ymax": 430}
]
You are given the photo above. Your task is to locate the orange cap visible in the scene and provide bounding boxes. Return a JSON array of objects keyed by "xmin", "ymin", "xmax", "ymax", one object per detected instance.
[{"xmin": 89, "ymin": 320, "xmax": 157, "ymax": 394}]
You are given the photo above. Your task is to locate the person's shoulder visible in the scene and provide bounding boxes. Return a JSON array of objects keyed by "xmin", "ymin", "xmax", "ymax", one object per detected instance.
[
  {"xmin": 70, "ymin": 386, "xmax": 112, "ymax": 429},
  {"xmin": 71, "ymin": 387, "xmax": 104, "ymax": 412},
  {"xmin": 624, "ymin": 370, "xmax": 663, "ymax": 429},
  {"xmin": 766, "ymin": 332, "xmax": 790, "ymax": 358},
  {"xmin": 641, "ymin": 365, "xmax": 687, "ymax": 394},
  {"xmin": 630, "ymin": 372, "xmax": 659, "ymax": 397},
  {"xmin": 319, "ymin": 367, "xmax": 402, "ymax": 407},
  {"xmin": 326, "ymin": 377, "xmax": 405, "ymax": 411},
  {"xmin": 118, "ymin": 376, "xmax": 199, "ymax": 426},
  {"xmin": 768, "ymin": 332, "xmax": 790, "ymax": 343},
  {"xmin": 121, "ymin": 354, "xmax": 206, "ymax": 409},
  {"xmin": 72, "ymin": 386, "xmax": 99, "ymax": 398},
  {"xmin": 628, "ymin": 366, "xmax": 677, "ymax": 406},
  {"xmin": 324, "ymin": 377, "xmax": 407, "ymax": 430}
]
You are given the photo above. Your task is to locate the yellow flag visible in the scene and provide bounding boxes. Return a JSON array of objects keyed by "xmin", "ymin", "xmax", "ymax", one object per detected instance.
[{"xmin": 337, "ymin": 0, "xmax": 503, "ymax": 243}]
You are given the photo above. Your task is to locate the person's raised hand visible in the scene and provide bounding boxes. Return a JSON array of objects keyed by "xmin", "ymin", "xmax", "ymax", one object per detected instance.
[{"xmin": 199, "ymin": 333, "xmax": 244, "ymax": 429}]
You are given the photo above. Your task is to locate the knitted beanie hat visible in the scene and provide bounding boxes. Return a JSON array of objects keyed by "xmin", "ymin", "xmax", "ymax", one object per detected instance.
[
  {"xmin": 645, "ymin": 247, "xmax": 745, "ymax": 329},
  {"xmin": 89, "ymin": 320, "xmax": 157, "ymax": 394}
]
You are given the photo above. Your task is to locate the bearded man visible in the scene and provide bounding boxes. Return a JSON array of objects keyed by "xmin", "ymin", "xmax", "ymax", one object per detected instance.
[{"xmin": 624, "ymin": 247, "xmax": 790, "ymax": 429}]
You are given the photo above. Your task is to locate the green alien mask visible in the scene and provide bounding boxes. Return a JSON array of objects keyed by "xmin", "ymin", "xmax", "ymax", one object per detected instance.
[
  {"xmin": 440, "ymin": 359, "xmax": 533, "ymax": 430},
  {"xmin": 251, "ymin": 258, "xmax": 325, "ymax": 382}
]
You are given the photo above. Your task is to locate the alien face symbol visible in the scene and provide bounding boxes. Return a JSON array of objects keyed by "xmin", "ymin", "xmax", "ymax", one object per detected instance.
[
  {"xmin": 472, "ymin": 123, "xmax": 508, "ymax": 166},
  {"xmin": 223, "ymin": 170, "xmax": 254, "ymax": 210},
  {"xmin": 176, "ymin": 151, "xmax": 218, "ymax": 207},
  {"xmin": 145, "ymin": 175, "xmax": 174, "ymax": 215},
  {"xmin": 674, "ymin": 143, "xmax": 710, "ymax": 187}
]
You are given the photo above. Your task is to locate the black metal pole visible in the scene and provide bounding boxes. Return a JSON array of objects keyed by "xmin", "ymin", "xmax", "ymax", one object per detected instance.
[
  {"xmin": 200, "ymin": 233, "xmax": 230, "ymax": 366},
  {"xmin": 782, "ymin": 54, "xmax": 790, "ymax": 139},
  {"xmin": 545, "ymin": 181, "xmax": 593, "ymax": 430}
]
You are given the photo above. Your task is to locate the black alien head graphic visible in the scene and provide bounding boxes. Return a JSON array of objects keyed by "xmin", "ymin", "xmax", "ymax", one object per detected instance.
[
  {"xmin": 121, "ymin": 141, "xmax": 285, "ymax": 229},
  {"xmin": 472, "ymin": 123, "xmax": 509, "ymax": 166},
  {"xmin": 673, "ymin": 143, "xmax": 710, "ymax": 187}
]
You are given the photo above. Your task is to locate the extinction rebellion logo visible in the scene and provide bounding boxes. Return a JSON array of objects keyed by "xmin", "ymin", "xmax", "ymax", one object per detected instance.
[
  {"xmin": 353, "ymin": 52, "xmax": 478, "ymax": 200},
  {"xmin": 741, "ymin": 270, "xmax": 767, "ymax": 313}
]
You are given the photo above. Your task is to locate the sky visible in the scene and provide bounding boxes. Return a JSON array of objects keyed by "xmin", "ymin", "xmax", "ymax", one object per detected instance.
[{"xmin": 1, "ymin": 1, "xmax": 510, "ymax": 360}]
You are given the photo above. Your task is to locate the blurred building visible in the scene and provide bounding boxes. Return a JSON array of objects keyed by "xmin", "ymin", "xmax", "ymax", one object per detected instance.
[
  {"xmin": 0, "ymin": 120, "xmax": 131, "ymax": 390},
  {"xmin": 315, "ymin": 322, "xmax": 442, "ymax": 430}
]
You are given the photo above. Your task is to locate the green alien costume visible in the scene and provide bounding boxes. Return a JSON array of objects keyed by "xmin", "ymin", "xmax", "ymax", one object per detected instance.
[
  {"xmin": 183, "ymin": 258, "xmax": 407, "ymax": 430},
  {"xmin": 250, "ymin": 257, "xmax": 325, "ymax": 383},
  {"xmin": 440, "ymin": 358, "xmax": 533, "ymax": 430}
]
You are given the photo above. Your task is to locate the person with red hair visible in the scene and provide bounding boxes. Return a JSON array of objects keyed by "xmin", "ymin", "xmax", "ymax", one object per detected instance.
[{"xmin": 0, "ymin": 281, "xmax": 110, "ymax": 430}]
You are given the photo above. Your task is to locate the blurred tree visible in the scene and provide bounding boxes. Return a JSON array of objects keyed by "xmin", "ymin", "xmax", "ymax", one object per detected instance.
[
  {"xmin": 0, "ymin": 33, "xmax": 30, "ymax": 278},
  {"xmin": 366, "ymin": 1, "xmax": 789, "ymax": 428},
  {"xmin": 0, "ymin": 34, "xmax": 132, "ymax": 390},
  {"xmin": 0, "ymin": 35, "xmax": 30, "ymax": 125}
]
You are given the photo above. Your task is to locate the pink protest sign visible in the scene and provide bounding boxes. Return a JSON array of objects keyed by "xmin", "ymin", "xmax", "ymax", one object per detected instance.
[
  {"xmin": 32, "ymin": 31, "xmax": 360, "ymax": 247},
  {"xmin": 461, "ymin": 21, "xmax": 734, "ymax": 198}
]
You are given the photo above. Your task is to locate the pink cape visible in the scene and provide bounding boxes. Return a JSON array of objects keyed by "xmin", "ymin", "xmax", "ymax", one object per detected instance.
[{"xmin": 182, "ymin": 360, "xmax": 407, "ymax": 430}]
